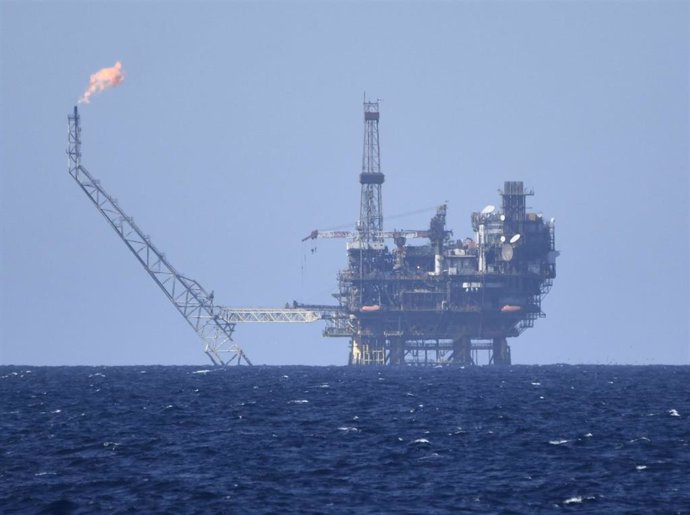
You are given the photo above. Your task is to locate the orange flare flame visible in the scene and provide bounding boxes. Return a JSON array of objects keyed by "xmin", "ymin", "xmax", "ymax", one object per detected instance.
[{"xmin": 78, "ymin": 61, "xmax": 125, "ymax": 104}]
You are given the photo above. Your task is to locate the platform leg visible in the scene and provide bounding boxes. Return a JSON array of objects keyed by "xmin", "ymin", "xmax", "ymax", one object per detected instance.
[
  {"xmin": 452, "ymin": 337, "xmax": 473, "ymax": 365},
  {"xmin": 492, "ymin": 337, "xmax": 511, "ymax": 365},
  {"xmin": 389, "ymin": 338, "xmax": 405, "ymax": 365},
  {"xmin": 350, "ymin": 338, "xmax": 362, "ymax": 365}
]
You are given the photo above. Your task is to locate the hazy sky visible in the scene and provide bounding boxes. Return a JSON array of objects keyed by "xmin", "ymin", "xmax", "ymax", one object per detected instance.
[{"xmin": 1, "ymin": 1, "xmax": 688, "ymax": 366}]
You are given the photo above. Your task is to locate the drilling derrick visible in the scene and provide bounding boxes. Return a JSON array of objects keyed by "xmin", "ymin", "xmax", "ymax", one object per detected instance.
[
  {"xmin": 344, "ymin": 100, "xmax": 386, "ymax": 364},
  {"xmin": 349, "ymin": 100, "xmax": 386, "ymax": 277},
  {"xmin": 357, "ymin": 99, "xmax": 385, "ymax": 247}
]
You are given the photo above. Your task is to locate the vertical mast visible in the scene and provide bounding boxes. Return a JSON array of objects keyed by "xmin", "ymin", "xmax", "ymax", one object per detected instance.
[
  {"xmin": 67, "ymin": 106, "xmax": 81, "ymax": 177},
  {"xmin": 357, "ymin": 98, "xmax": 384, "ymax": 247}
]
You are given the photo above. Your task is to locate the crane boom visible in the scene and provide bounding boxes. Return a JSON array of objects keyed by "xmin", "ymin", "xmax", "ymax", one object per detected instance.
[
  {"xmin": 67, "ymin": 106, "xmax": 249, "ymax": 366},
  {"xmin": 302, "ymin": 229, "xmax": 430, "ymax": 242}
]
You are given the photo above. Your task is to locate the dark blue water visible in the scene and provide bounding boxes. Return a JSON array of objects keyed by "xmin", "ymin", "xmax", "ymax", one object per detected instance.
[{"xmin": 1, "ymin": 365, "xmax": 689, "ymax": 513}]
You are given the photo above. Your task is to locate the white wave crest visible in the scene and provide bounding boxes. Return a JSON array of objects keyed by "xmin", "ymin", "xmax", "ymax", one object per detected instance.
[{"xmin": 549, "ymin": 439, "xmax": 568, "ymax": 445}]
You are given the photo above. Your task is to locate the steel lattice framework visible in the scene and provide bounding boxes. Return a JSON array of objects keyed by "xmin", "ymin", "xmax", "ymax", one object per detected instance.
[
  {"xmin": 220, "ymin": 308, "xmax": 338, "ymax": 324},
  {"xmin": 67, "ymin": 106, "xmax": 337, "ymax": 365},
  {"xmin": 357, "ymin": 99, "xmax": 385, "ymax": 246},
  {"xmin": 67, "ymin": 107, "xmax": 250, "ymax": 365},
  {"xmin": 302, "ymin": 229, "xmax": 429, "ymax": 242}
]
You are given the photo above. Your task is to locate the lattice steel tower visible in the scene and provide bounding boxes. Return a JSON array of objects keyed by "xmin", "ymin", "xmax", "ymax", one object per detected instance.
[{"xmin": 357, "ymin": 99, "xmax": 384, "ymax": 246}]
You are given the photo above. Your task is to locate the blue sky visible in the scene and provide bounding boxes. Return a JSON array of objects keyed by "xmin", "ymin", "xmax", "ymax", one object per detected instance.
[{"xmin": 1, "ymin": 1, "xmax": 688, "ymax": 365}]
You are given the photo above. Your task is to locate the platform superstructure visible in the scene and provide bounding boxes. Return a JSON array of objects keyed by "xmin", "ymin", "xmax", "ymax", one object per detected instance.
[{"xmin": 307, "ymin": 100, "xmax": 559, "ymax": 365}]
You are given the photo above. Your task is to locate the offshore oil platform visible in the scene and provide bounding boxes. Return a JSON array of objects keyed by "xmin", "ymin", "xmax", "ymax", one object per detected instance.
[{"xmin": 67, "ymin": 100, "xmax": 558, "ymax": 366}]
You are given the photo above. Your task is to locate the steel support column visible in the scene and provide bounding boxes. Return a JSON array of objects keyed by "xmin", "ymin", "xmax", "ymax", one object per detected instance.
[
  {"xmin": 492, "ymin": 337, "xmax": 511, "ymax": 365},
  {"xmin": 389, "ymin": 338, "xmax": 405, "ymax": 365},
  {"xmin": 452, "ymin": 337, "xmax": 473, "ymax": 365}
]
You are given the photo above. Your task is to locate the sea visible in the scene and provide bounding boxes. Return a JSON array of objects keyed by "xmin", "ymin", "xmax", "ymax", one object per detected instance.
[{"xmin": 1, "ymin": 365, "xmax": 688, "ymax": 514}]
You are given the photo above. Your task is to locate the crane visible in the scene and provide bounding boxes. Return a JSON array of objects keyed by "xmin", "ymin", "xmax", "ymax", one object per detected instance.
[
  {"xmin": 67, "ymin": 106, "xmax": 338, "ymax": 365},
  {"xmin": 301, "ymin": 204, "xmax": 451, "ymax": 246},
  {"xmin": 301, "ymin": 229, "xmax": 431, "ymax": 242}
]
